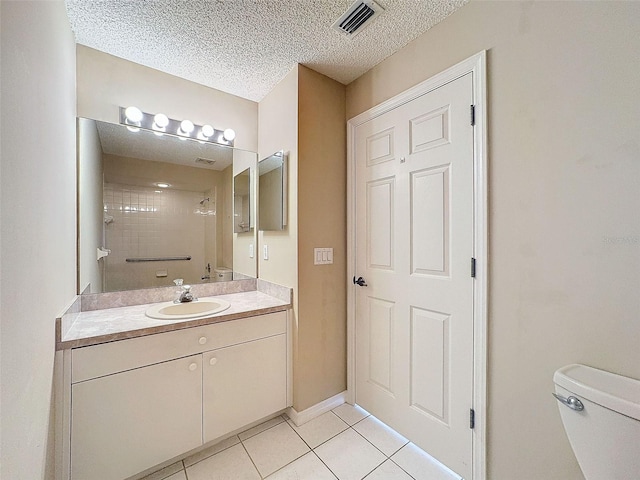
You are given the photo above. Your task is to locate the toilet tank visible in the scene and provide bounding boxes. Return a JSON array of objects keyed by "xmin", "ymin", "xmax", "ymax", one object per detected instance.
[
  {"xmin": 553, "ymin": 364, "xmax": 640, "ymax": 480},
  {"xmin": 213, "ymin": 267, "xmax": 233, "ymax": 282}
]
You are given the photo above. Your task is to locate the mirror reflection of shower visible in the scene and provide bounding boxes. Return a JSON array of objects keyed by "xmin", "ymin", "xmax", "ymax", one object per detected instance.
[{"xmin": 194, "ymin": 196, "xmax": 216, "ymax": 216}]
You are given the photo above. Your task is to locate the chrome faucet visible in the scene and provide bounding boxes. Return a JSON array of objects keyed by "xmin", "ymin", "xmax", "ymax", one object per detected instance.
[
  {"xmin": 173, "ymin": 279, "xmax": 196, "ymax": 303},
  {"xmin": 177, "ymin": 285, "xmax": 195, "ymax": 303}
]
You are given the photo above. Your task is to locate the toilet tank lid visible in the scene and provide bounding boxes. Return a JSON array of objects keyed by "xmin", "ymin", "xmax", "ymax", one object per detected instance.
[{"xmin": 554, "ymin": 364, "xmax": 640, "ymax": 421}]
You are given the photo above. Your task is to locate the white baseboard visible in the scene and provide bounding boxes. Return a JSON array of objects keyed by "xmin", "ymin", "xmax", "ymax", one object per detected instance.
[{"xmin": 286, "ymin": 391, "xmax": 347, "ymax": 426}]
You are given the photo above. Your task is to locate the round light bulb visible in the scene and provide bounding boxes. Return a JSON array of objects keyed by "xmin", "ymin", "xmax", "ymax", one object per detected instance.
[
  {"xmin": 180, "ymin": 120, "xmax": 194, "ymax": 134},
  {"xmin": 223, "ymin": 128, "xmax": 236, "ymax": 141},
  {"xmin": 124, "ymin": 106, "xmax": 143, "ymax": 123},
  {"xmin": 154, "ymin": 113, "xmax": 169, "ymax": 128},
  {"xmin": 201, "ymin": 124, "xmax": 214, "ymax": 138}
]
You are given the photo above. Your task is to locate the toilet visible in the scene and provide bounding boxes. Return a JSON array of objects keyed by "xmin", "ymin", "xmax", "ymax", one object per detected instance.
[
  {"xmin": 553, "ymin": 364, "xmax": 640, "ymax": 479},
  {"xmin": 213, "ymin": 267, "xmax": 233, "ymax": 282}
]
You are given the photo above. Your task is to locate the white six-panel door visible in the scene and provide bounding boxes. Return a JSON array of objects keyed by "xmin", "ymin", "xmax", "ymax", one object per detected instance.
[{"xmin": 354, "ymin": 73, "xmax": 474, "ymax": 479}]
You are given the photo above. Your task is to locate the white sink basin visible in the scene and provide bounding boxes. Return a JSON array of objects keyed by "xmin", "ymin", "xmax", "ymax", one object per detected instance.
[{"xmin": 145, "ymin": 298, "xmax": 231, "ymax": 320}]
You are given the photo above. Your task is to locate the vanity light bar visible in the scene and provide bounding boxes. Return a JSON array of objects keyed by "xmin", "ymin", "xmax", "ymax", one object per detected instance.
[{"xmin": 119, "ymin": 107, "xmax": 235, "ymax": 147}]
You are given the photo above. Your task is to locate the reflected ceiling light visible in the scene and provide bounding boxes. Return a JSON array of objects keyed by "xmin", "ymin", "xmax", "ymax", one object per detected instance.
[
  {"xmin": 124, "ymin": 106, "xmax": 143, "ymax": 132},
  {"xmin": 154, "ymin": 113, "xmax": 169, "ymax": 128},
  {"xmin": 223, "ymin": 128, "xmax": 236, "ymax": 142},
  {"xmin": 118, "ymin": 107, "xmax": 236, "ymax": 146},
  {"xmin": 153, "ymin": 113, "xmax": 169, "ymax": 131},
  {"xmin": 179, "ymin": 120, "xmax": 194, "ymax": 135},
  {"xmin": 152, "ymin": 113, "xmax": 169, "ymax": 136},
  {"xmin": 154, "ymin": 182, "xmax": 171, "ymax": 188},
  {"xmin": 198, "ymin": 124, "xmax": 215, "ymax": 143},
  {"xmin": 124, "ymin": 106, "xmax": 143, "ymax": 123},
  {"xmin": 201, "ymin": 124, "xmax": 214, "ymax": 138}
]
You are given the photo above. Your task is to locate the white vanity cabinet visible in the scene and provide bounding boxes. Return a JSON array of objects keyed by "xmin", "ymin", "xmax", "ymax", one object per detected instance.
[
  {"xmin": 65, "ymin": 310, "xmax": 288, "ymax": 480},
  {"xmin": 71, "ymin": 355, "xmax": 202, "ymax": 480},
  {"xmin": 203, "ymin": 334, "xmax": 287, "ymax": 442}
]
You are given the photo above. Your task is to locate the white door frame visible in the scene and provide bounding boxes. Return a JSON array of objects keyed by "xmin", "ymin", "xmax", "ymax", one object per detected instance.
[{"xmin": 346, "ymin": 51, "xmax": 487, "ymax": 480}]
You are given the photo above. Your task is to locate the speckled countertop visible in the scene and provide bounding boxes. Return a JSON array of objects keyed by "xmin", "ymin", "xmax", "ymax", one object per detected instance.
[{"xmin": 57, "ymin": 290, "xmax": 290, "ymax": 350}]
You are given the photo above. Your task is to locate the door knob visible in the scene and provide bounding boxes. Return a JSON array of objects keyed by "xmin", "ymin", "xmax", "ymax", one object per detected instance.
[{"xmin": 353, "ymin": 276, "xmax": 367, "ymax": 287}]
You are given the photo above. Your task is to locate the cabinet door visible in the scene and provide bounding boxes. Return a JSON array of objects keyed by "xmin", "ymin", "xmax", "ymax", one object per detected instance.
[
  {"xmin": 71, "ymin": 355, "xmax": 202, "ymax": 480},
  {"xmin": 203, "ymin": 334, "xmax": 287, "ymax": 443}
]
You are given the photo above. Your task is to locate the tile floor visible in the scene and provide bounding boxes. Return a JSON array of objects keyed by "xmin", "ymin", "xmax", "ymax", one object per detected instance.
[{"xmin": 140, "ymin": 404, "xmax": 461, "ymax": 480}]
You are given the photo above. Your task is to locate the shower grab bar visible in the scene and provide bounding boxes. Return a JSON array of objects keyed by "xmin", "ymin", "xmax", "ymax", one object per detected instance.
[{"xmin": 126, "ymin": 256, "xmax": 192, "ymax": 262}]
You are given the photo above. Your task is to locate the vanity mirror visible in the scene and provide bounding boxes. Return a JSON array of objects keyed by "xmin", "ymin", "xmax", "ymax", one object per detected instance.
[
  {"xmin": 258, "ymin": 151, "xmax": 288, "ymax": 231},
  {"xmin": 77, "ymin": 117, "xmax": 258, "ymax": 294}
]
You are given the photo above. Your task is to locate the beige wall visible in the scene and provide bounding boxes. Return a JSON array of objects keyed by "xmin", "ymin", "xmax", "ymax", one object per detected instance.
[
  {"xmin": 297, "ymin": 66, "xmax": 347, "ymax": 410},
  {"xmin": 258, "ymin": 67, "xmax": 301, "ymax": 407},
  {"xmin": 258, "ymin": 67, "xmax": 299, "ymax": 292},
  {"xmin": 258, "ymin": 66, "xmax": 346, "ymax": 411},
  {"xmin": 0, "ymin": 1, "xmax": 77, "ymax": 478},
  {"xmin": 76, "ymin": 45, "xmax": 259, "ymax": 152},
  {"xmin": 78, "ymin": 118, "xmax": 104, "ymax": 293},
  {"xmin": 347, "ymin": 1, "xmax": 640, "ymax": 478}
]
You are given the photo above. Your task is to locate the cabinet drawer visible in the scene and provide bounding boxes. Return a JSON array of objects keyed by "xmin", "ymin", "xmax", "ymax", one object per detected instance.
[{"xmin": 72, "ymin": 310, "xmax": 286, "ymax": 383}]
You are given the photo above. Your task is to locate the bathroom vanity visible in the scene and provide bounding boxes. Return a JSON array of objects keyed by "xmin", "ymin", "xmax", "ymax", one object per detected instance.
[{"xmin": 55, "ymin": 285, "xmax": 291, "ymax": 480}]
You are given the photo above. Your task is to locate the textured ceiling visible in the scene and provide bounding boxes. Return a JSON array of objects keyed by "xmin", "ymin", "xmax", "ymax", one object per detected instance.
[
  {"xmin": 66, "ymin": 0, "xmax": 468, "ymax": 102},
  {"xmin": 97, "ymin": 121, "xmax": 234, "ymax": 172}
]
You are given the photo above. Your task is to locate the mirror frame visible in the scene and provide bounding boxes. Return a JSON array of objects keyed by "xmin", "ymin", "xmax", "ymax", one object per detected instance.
[{"xmin": 258, "ymin": 150, "xmax": 288, "ymax": 232}]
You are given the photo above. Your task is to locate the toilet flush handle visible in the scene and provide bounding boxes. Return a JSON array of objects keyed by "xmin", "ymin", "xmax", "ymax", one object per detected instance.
[{"xmin": 552, "ymin": 393, "xmax": 584, "ymax": 411}]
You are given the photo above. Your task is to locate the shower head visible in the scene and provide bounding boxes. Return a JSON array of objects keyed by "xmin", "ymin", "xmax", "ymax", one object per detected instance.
[{"xmin": 199, "ymin": 197, "xmax": 210, "ymax": 205}]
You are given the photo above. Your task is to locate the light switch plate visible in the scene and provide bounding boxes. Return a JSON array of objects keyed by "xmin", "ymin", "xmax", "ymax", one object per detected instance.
[
  {"xmin": 263, "ymin": 244, "xmax": 269, "ymax": 260},
  {"xmin": 314, "ymin": 248, "xmax": 333, "ymax": 265},
  {"xmin": 249, "ymin": 244, "xmax": 254, "ymax": 258}
]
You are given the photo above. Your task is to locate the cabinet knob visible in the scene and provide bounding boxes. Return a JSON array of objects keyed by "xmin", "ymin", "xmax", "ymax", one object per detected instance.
[
  {"xmin": 209, "ymin": 357, "xmax": 218, "ymax": 366},
  {"xmin": 199, "ymin": 336, "xmax": 207, "ymax": 345},
  {"xmin": 189, "ymin": 363, "xmax": 198, "ymax": 371}
]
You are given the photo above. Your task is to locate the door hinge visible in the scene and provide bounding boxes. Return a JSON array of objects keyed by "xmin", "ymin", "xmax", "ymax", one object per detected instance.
[
  {"xmin": 471, "ymin": 257, "xmax": 476, "ymax": 278},
  {"xmin": 470, "ymin": 104, "xmax": 476, "ymax": 126},
  {"xmin": 470, "ymin": 408, "xmax": 475, "ymax": 429}
]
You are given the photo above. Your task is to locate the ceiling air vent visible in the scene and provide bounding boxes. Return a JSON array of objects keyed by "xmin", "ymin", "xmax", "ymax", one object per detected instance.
[
  {"xmin": 195, "ymin": 157, "xmax": 216, "ymax": 166},
  {"xmin": 332, "ymin": 0, "xmax": 384, "ymax": 37}
]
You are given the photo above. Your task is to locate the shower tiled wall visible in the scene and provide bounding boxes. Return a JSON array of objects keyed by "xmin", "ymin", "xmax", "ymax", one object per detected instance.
[{"xmin": 104, "ymin": 183, "xmax": 212, "ymax": 291}]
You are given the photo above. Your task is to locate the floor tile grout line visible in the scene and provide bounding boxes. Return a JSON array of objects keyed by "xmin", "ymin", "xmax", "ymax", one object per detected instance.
[
  {"xmin": 238, "ymin": 438, "xmax": 265, "ymax": 479},
  {"xmin": 358, "ymin": 457, "xmax": 388, "ymax": 480},
  {"xmin": 351, "ymin": 413, "xmax": 412, "ymax": 458},
  {"xmin": 240, "ymin": 420, "xmax": 310, "ymax": 479},
  {"xmin": 259, "ymin": 450, "xmax": 311, "ymax": 479},
  {"xmin": 286, "ymin": 415, "xmax": 350, "ymax": 451},
  {"xmin": 388, "ymin": 455, "xmax": 418, "ymax": 480},
  {"xmin": 309, "ymin": 449, "xmax": 340, "ymax": 480},
  {"xmin": 181, "ymin": 459, "xmax": 190, "ymax": 480},
  {"xmin": 349, "ymin": 423, "xmax": 397, "ymax": 461}
]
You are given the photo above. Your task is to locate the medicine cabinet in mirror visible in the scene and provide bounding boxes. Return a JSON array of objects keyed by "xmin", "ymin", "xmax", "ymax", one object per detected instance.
[
  {"xmin": 258, "ymin": 151, "xmax": 287, "ymax": 231},
  {"xmin": 233, "ymin": 168, "xmax": 251, "ymax": 234},
  {"xmin": 77, "ymin": 117, "xmax": 257, "ymax": 294}
]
